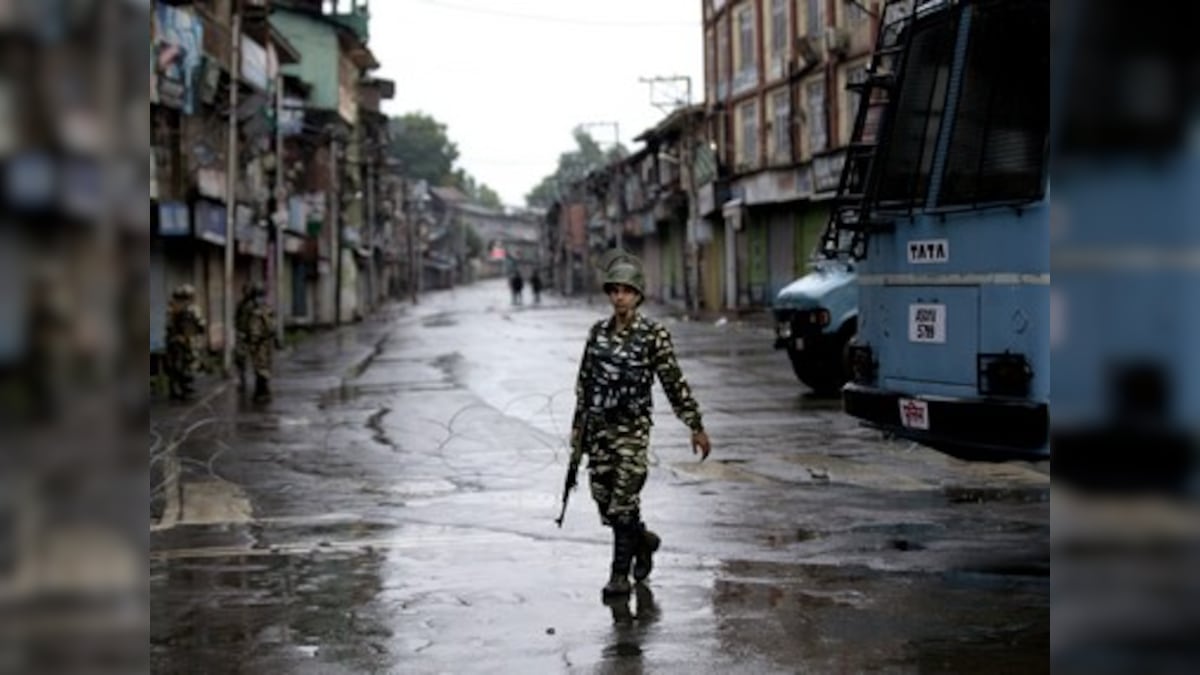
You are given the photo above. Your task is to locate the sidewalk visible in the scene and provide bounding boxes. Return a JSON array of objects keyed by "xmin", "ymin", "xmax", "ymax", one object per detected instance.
[{"xmin": 149, "ymin": 300, "xmax": 412, "ymax": 528}]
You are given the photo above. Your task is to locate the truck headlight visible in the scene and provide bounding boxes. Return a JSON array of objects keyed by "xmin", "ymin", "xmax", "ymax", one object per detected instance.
[{"xmin": 777, "ymin": 322, "xmax": 793, "ymax": 339}]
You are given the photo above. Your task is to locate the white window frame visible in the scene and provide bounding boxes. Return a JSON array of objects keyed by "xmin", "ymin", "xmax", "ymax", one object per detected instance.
[
  {"xmin": 844, "ymin": 63, "xmax": 869, "ymax": 145},
  {"xmin": 737, "ymin": 100, "xmax": 759, "ymax": 169},
  {"xmin": 732, "ymin": 3, "xmax": 758, "ymax": 94},
  {"xmin": 803, "ymin": 0, "xmax": 824, "ymax": 38},
  {"xmin": 770, "ymin": 89, "xmax": 792, "ymax": 164},
  {"xmin": 767, "ymin": 0, "xmax": 789, "ymax": 81},
  {"xmin": 843, "ymin": 0, "xmax": 870, "ymax": 25},
  {"xmin": 806, "ymin": 78, "xmax": 828, "ymax": 154},
  {"xmin": 717, "ymin": 16, "xmax": 730, "ymax": 99}
]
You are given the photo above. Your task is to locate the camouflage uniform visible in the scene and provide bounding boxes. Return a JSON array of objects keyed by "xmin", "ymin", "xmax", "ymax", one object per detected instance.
[
  {"xmin": 165, "ymin": 285, "xmax": 206, "ymax": 400},
  {"xmin": 234, "ymin": 285, "xmax": 275, "ymax": 400},
  {"xmin": 572, "ymin": 314, "xmax": 704, "ymax": 528}
]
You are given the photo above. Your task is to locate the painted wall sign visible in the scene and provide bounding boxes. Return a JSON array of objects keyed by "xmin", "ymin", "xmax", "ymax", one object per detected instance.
[
  {"xmin": 158, "ymin": 201, "xmax": 191, "ymax": 236},
  {"xmin": 194, "ymin": 199, "xmax": 227, "ymax": 245}
]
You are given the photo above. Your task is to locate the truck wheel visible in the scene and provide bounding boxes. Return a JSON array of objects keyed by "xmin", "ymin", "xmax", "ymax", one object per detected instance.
[
  {"xmin": 790, "ymin": 349, "xmax": 840, "ymax": 396},
  {"xmin": 840, "ymin": 331, "xmax": 857, "ymax": 385}
]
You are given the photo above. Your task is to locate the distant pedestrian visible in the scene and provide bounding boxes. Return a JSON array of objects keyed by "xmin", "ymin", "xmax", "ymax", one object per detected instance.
[
  {"xmin": 509, "ymin": 270, "xmax": 524, "ymax": 306},
  {"xmin": 530, "ymin": 270, "xmax": 543, "ymax": 305},
  {"xmin": 234, "ymin": 282, "xmax": 276, "ymax": 401},
  {"xmin": 564, "ymin": 250, "xmax": 711, "ymax": 599},
  {"xmin": 165, "ymin": 284, "xmax": 205, "ymax": 400}
]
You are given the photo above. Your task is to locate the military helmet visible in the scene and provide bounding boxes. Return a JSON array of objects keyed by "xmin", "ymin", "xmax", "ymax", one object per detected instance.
[
  {"xmin": 600, "ymin": 249, "xmax": 645, "ymax": 298},
  {"xmin": 244, "ymin": 281, "xmax": 265, "ymax": 298},
  {"xmin": 173, "ymin": 283, "xmax": 196, "ymax": 299}
]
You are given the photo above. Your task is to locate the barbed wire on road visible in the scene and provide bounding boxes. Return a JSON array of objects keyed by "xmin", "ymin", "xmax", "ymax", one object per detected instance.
[{"xmin": 419, "ymin": 388, "xmax": 664, "ymax": 486}]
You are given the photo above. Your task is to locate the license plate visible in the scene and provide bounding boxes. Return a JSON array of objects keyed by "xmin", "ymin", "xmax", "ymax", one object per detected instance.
[
  {"xmin": 898, "ymin": 398, "xmax": 930, "ymax": 430},
  {"xmin": 794, "ymin": 337, "xmax": 805, "ymax": 351}
]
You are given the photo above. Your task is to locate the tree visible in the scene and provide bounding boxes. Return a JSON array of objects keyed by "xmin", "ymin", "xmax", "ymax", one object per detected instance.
[
  {"xmin": 389, "ymin": 111, "xmax": 505, "ymax": 209},
  {"xmin": 525, "ymin": 128, "xmax": 628, "ymax": 208},
  {"xmin": 388, "ymin": 112, "xmax": 459, "ymax": 186},
  {"xmin": 451, "ymin": 168, "xmax": 503, "ymax": 210}
]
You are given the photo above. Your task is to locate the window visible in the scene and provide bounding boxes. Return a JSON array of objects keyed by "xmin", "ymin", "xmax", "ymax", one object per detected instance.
[
  {"xmin": 804, "ymin": 0, "xmax": 824, "ymax": 37},
  {"xmin": 733, "ymin": 4, "xmax": 758, "ymax": 94},
  {"xmin": 717, "ymin": 16, "xmax": 730, "ymax": 99},
  {"xmin": 873, "ymin": 15, "xmax": 956, "ymax": 205},
  {"xmin": 767, "ymin": 0, "xmax": 789, "ymax": 81},
  {"xmin": 737, "ymin": 100, "xmax": 759, "ymax": 169},
  {"xmin": 770, "ymin": 89, "xmax": 792, "ymax": 163},
  {"xmin": 844, "ymin": 64, "xmax": 869, "ymax": 144},
  {"xmin": 844, "ymin": 0, "xmax": 870, "ymax": 25},
  {"xmin": 939, "ymin": 1, "xmax": 1049, "ymax": 205},
  {"xmin": 806, "ymin": 79, "xmax": 828, "ymax": 154}
]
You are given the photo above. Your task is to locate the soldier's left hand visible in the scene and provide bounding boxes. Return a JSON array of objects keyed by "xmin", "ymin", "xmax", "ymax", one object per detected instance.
[{"xmin": 691, "ymin": 430, "xmax": 711, "ymax": 461}]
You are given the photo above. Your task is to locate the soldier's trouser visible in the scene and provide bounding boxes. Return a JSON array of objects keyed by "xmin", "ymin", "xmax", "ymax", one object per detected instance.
[
  {"xmin": 587, "ymin": 417, "xmax": 651, "ymax": 529},
  {"xmin": 234, "ymin": 344, "xmax": 248, "ymax": 387},
  {"xmin": 165, "ymin": 344, "xmax": 194, "ymax": 395}
]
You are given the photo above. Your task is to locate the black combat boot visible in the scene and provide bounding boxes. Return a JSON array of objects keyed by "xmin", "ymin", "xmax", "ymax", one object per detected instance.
[
  {"xmin": 632, "ymin": 523, "xmax": 661, "ymax": 583},
  {"xmin": 602, "ymin": 523, "xmax": 636, "ymax": 598}
]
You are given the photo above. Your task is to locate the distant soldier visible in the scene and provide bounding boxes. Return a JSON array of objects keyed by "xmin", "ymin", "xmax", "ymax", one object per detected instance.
[
  {"xmin": 234, "ymin": 282, "xmax": 275, "ymax": 401},
  {"xmin": 530, "ymin": 269, "xmax": 544, "ymax": 305},
  {"xmin": 165, "ymin": 284, "xmax": 205, "ymax": 400},
  {"xmin": 509, "ymin": 270, "xmax": 525, "ymax": 306}
]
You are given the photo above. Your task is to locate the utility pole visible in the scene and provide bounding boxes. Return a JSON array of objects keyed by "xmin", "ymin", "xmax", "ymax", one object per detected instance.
[
  {"xmin": 407, "ymin": 179, "xmax": 423, "ymax": 304},
  {"xmin": 403, "ymin": 180, "xmax": 417, "ymax": 303},
  {"xmin": 684, "ymin": 112, "xmax": 701, "ymax": 313},
  {"xmin": 223, "ymin": 8, "xmax": 242, "ymax": 374},
  {"xmin": 365, "ymin": 157, "xmax": 376, "ymax": 309},
  {"xmin": 272, "ymin": 42, "xmax": 286, "ymax": 346},
  {"xmin": 329, "ymin": 134, "xmax": 341, "ymax": 326}
]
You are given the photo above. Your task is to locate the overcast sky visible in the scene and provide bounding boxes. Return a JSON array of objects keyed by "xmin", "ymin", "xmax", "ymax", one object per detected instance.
[{"xmin": 370, "ymin": 0, "xmax": 704, "ymax": 207}]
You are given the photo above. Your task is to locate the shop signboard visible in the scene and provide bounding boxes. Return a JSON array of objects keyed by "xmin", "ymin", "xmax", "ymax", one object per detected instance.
[{"xmin": 158, "ymin": 201, "xmax": 191, "ymax": 236}]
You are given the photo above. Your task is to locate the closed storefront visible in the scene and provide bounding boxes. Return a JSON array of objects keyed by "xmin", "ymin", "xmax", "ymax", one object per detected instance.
[
  {"xmin": 794, "ymin": 202, "xmax": 829, "ymax": 276},
  {"xmin": 746, "ymin": 215, "xmax": 769, "ymax": 306},
  {"xmin": 641, "ymin": 234, "xmax": 662, "ymax": 304},
  {"xmin": 766, "ymin": 207, "xmax": 796, "ymax": 301}
]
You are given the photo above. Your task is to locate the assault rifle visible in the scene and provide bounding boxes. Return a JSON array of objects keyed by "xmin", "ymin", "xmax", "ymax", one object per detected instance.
[{"xmin": 555, "ymin": 412, "xmax": 589, "ymax": 528}]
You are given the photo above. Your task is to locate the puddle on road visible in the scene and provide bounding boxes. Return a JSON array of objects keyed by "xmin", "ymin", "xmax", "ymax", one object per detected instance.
[
  {"xmin": 943, "ymin": 485, "xmax": 1048, "ymax": 505},
  {"xmin": 422, "ymin": 313, "xmax": 458, "ymax": 328},
  {"xmin": 151, "ymin": 548, "xmax": 398, "ymax": 674},
  {"xmin": 710, "ymin": 559, "xmax": 1047, "ymax": 673}
]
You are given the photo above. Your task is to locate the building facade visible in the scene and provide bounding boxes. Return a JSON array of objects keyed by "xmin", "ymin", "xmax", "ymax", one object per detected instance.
[{"xmin": 702, "ymin": 0, "xmax": 877, "ymax": 308}]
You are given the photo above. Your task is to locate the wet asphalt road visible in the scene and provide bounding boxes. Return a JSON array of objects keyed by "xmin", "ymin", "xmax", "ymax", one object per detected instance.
[{"xmin": 150, "ymin": 279, "xmax": 1049, "ymax": 674}]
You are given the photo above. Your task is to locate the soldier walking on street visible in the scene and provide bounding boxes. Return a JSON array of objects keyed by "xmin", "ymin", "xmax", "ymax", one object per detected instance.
[
  {"xmin": 530, "ymin": 269, "xmax": 543, "ymax": 305},
  {"xmin": 234, "ymin": 282, "xmax": 276, "ymax": 401},
  {"xmin": 567, "ymin": 250, "xmax": 711, "ymax": 599},
  {"xmin": 164, "ymin": 284, "xmax": 205, "ymax": 401}
]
